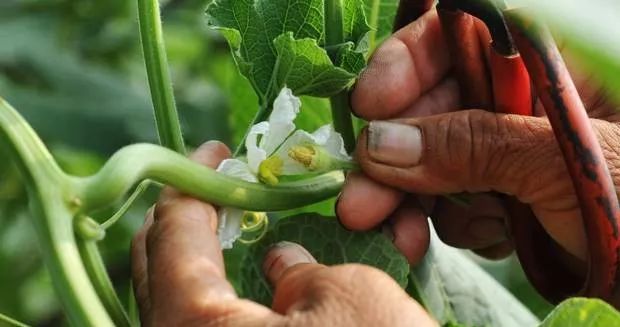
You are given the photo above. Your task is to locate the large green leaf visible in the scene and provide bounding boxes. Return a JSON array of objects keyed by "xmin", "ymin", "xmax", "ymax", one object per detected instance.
[
  {"xmin": 272, "ymin": 33, "xmax": 357, "ymax": 97},
  {"xmin": 540, "ymin": 298, "xmax": 620, "ymax": 326},
  {"xmin": 239, "ymin": 213, "xmax": 409, "ymax": 304},
  {"xmin": 206, "ymin": 0, "xmax": 370, "ymax": 106},
  {"xmin": 410, "ymin": 229, "xmax": 539, "ymax": 326}
]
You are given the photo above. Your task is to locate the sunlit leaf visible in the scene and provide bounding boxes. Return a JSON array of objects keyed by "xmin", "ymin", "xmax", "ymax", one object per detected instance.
[
  {"xmin": 540, "ymin": 298, "xmax": 620, "ymax": 327},
  {"xmin": 206, "ymin": 0, "xmax": 370, "ymax": 106},
  {"xmin": 362, "ymin": 0, "xmax": 398, "ymax": 50},
  {"xmin": 410, "ymin": 228, "xmax": 539, "ymax": 326}
]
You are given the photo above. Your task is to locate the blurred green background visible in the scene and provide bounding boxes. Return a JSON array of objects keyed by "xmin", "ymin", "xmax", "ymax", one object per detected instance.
[{"xmin": 0, "ymin": 0, "xmax": 551, "ymax": 325}]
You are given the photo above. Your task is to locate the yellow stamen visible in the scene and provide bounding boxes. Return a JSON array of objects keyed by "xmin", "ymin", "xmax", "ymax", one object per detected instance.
[
  {"xmin": 258, "ymin": 156, "xmax": 283, "ymax": 185},
  {"xmin": 288, "ymin": 144, "xmax": 317, "ymax": 170}
]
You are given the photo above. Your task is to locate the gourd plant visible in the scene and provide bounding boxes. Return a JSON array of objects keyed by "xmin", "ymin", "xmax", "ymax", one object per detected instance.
[{"xmin": 1, "ymin": 0, "xmax": 620, "ymax": 326}]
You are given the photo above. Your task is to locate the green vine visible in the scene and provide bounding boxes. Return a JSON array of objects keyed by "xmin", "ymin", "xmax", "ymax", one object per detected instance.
[
  {"xmin": 137, "ymin": 0, "xmax": 186, "ymax": 154},
  {"xmin": 325, "ymin": 0, "xmax": 356, "ymax": 152}
]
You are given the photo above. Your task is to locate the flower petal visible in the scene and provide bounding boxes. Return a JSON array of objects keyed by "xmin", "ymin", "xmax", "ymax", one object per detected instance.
[
  {"xmin": 217, "ymin": 208, "xmax": 243, "ymax": 249},
  {"xmin": 216, "ymin": 158, "xmax": 258, "ymax": 183},
  {"xmin": 260, "ymin": 88, "xmax": 300, "ymax": 155},
  {"xmin": 273, "ymin": 130, "xmax": 317, "ymax": 175},
  {"xmin": 245, "ymin": 121, "xmax": 269, "ymax": 173},
  {"xmin": 313, "ymin": 124, "xmax": 351, "ymax": 160}
]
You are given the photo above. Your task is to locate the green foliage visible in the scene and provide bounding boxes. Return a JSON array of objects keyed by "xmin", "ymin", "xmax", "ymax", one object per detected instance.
[
  {"xmin": 362, "ymin": 0, "xmax": 398, "ymax": 49},
  {"xmin": 410, "ymin": 231, "xmax": 539, "ymax": 326},
  {"xmin": 1, "ymin": 0, "xmax": 619, "ymax": 325},
  {"xmin": 205, "ymin": 0, "xmax": 370, "ymax": 107},
  {"xmin": 540, "ymin": 298, "xmax": 620, "ymax": 326},
  {"xmin": 239, "ymin": 214, "xmax": 409, "ymax": 304}
]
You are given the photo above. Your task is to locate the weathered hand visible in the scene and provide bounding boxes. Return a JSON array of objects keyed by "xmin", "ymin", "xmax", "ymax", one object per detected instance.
[
  {"xmin": 337, "ymin": 9, "xmax": 620, "ymax": 266},
  {"xmin": 131, "ymin": 141, "xmax": 436, "ymax": 326}
]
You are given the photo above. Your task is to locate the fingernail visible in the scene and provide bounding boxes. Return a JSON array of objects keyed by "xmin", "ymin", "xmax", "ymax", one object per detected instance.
[
  {"xmin": 468, "ymin": 217, "xmax": 507, "ymax": 243},
  {"xmin": 263, "ymin": 241, "xmax": 317, "ymax": 284},
  {"xmin": 368, "ymin": 121, "xmax": 422, "ymax": 167}
]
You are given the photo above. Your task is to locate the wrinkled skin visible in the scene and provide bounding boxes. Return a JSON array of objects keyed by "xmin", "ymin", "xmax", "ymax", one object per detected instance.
[
  {"xmin": 132, "ymin": 9, "xmax": 620, "ymax": 325},
  {"xmin": 338, "ymin": 9, "xmax": 620, "ymax": 272},
  {"xmin": 131, "ymin": 141, "xmax": 436, "ymax": 326}
]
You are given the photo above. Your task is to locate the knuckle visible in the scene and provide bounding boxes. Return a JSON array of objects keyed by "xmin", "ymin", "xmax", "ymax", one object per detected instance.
[
  {"xmin": 429, "ymin": 110, "xmax": 487, "ymax": 190},
  {"xmin": 499, "ymin": 116, "xmax": 562, "ymax": 199},
  {"xmin": 482, "ymin": 114, "xmax": 556, "ymax": 196}
]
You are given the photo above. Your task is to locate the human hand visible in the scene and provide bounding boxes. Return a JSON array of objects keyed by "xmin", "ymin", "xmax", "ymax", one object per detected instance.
[
  {"xmin": 131, "ymin": 141, "xmax": 436, "ymax": 326},
  {"xmin": 336, "ymin": 9, "xmax": 620, "ymax": 266}
]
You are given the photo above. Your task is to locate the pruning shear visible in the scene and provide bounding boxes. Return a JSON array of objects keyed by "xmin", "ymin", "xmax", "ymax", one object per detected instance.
[{"xmin": 394, "ymin": 0, "xmax": 620, "ymax": 305}]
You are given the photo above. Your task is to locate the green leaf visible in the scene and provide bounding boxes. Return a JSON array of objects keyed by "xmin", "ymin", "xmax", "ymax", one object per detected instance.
[
  {"xmin": 239, "ymin": 214, "xmax": 409, "ymax": 304},
  {"xmin": 206, "ymin": 0, "xmax": 370, "ymax": 106},
  {"xmin": 363, "ymin": 0, "xmax": 398, "ymax": 50},
  {"xmin": 336, "ymin": 42, "xmax": 367, "ymax": 75},
  {"xmin": 540, "ymin": 298, "xmax": 620, "ymax": 327},
  {"xmin": 272, "ymin": 33, "xmax": 356, "ymax": 97},
  {"xmin": 343, "ymin": 0, "xmax": 372, "ymax": 48},
  {"xmin": 410, "ymin": 229, "xmax": 539, "ymax": 326}
]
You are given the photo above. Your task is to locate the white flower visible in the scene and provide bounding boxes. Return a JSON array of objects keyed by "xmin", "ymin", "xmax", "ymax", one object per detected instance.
[{"xmin": 215, "ymin": 87, "xmax": 351, "ymax": 249}]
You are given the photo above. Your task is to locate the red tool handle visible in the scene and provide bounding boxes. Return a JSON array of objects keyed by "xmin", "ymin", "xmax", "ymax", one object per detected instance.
[
  {"xmin": 489, "ymin": 50, "xmax": 532, "ymax": 116},
  {"xmin": 506, "ymin": 8, "xmax": 620, "ymax": 304}
]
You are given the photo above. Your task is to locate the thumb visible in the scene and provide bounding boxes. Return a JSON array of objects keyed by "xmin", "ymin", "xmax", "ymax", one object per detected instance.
[
  {"xmin": 357, "ymin": 110, "xmax": 561, "ymax": 200},
  {"xmin": 262, "ymin": 242, "xmax": 435, "ymax": 326}
]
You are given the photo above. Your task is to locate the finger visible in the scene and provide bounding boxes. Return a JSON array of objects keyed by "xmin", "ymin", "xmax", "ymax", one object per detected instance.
[
  {"xmin": 131, "ymin": 206, "xmax": 155, "ymax": 324},
  {"xmin": 263, "ymin": 241, "xmax": 319, "ymax": 287},
  {"xmin": 390, "ymin": 204, "xmax": 430, "ymax": 265},
  {"xmin": 160, "ymin": 140, "xmax": 232, "ymax": 200},
  {"xmin": 431, "ymin": 194, "xmax": 509, "ymax": 250},
  {"xmin": 357, "ymin": 112, "xmax": 608, "ymax": 260},
  {"xmin": 146, "ymin": 141, "xmax": 238, "ymax": 322},
  {"xmin": 357, "ymin": 111, "xmax": 559, "ymax": 199},
  {"xmin": 148, "ymin": 195, "xmax": 237, "ymax": 321},
  {"xmin": 399, "ymin": 77, "xmax": 461, "ymax": 118},
  {"xmin": 351, "ymin": 9, "xmax": 451, "ymax": 120},
  {"xmin": 264, "ymin": 243, "xmax": 436, "ymax": 325},
  {"xmin": 336, "ymin": 172, "xmax": 404, "ymax": 230},
  {"xmin": 262, "ymin": 242, "xmax": 323, "ymax": 313}
]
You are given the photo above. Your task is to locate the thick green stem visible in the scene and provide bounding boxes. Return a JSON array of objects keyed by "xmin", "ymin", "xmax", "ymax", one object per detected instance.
[
  {"xmin": 325, "ymin": 0, "xmax": 356, "ymax": 152},
  {"xmin": 0, "ymin": 97, "xmax": 344, "ymax": 326},
  {"xmin": 77, "ymin": 239, "xmax": 132, "ymax": 327},
  {"xmin": 0, "ymin": 98, "xmax": 113, "ymax": 326},
  {"xmin": 324, "ymin": 0, "xmax": 344, "ymax": 47},
  {"xmin": 329, "ymin": 93, "xmax": 356, "ymax": 152},
  {"xmin": 137, "ymin": 0, "xmax": 185, "ymax": 153},
  {"xmin": 75, "ymin": 143, "xmax": 344, "ymax": 213}
]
